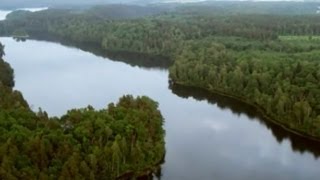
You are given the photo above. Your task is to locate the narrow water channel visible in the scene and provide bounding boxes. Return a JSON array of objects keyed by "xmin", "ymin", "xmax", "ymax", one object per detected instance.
[{"xmin": 1, "ymin": 36, "xmax": 320, "ymax": 180}]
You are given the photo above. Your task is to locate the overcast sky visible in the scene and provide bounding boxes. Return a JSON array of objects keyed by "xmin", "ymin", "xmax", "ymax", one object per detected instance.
[{"xmin": 0, "ymin": 0, "xmax": 317, "ymax": 9}]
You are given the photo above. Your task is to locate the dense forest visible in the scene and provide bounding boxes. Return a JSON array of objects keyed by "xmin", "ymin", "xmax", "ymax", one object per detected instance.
[
  {"xmin": 169, "ymin": 39, "xmax": 320, "ymax": 137},
  {"xmin": 1, "ymin": 3, "xmax": 320, "ymax": 138},
  {"xmin": 2, "ymin": 3, "xmax": 320, "ymax": 138},
  {"xmin": 175, "ymin": 1, "xmax": 320, "ymax": 15},
  {"xmin": 1, "ymin": 5, "xmax": 320, "ymax": 57},
  {"xmin": 0, "ymin": 43, "xmax": 165, "ymax": 179},
  {"xmin": 1, "ymin": 3, "xmax": 320, "ymax": 50}
]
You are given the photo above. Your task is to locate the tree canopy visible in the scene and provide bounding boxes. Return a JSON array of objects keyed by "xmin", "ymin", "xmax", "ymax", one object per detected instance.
[
  {"xmin": 0, "ymin": 45, "xmax": 165, "ymax": 179},
  {"xmin": 1, "ymin": 2, "xmax": 320, "ymax": 164}
]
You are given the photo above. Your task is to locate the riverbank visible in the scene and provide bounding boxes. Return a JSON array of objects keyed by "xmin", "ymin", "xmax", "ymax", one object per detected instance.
[
  {"xmin": 24, "ymin": 33, "xmax": 173, "ymax": 69},
  {"xmin": 171, "ymin": 80, "xmax": 320, "ymax": 143},
  {"xmin": 0, "ymin": 42, "xmax": 166, "ymax": 179},
  {"xmin": 117, "ymin": 155, "xmax": 165, "ymax": 180},
  {"xmin": 2, "ymin": 36, "xmax": 320, "ymax": 179}
]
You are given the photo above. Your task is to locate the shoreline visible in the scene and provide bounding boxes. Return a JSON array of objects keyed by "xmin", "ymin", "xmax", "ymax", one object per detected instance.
[
  {"xmin": 117, "ymin": 154, "xmax": 165, "ymax": 180},
  {"xmin": 171, "ymin": 80, "xmax": 320, "ymax": 143}
]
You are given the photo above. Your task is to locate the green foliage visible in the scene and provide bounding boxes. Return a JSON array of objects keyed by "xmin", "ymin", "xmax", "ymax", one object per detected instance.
[
  {"xmin": 279, "ymin": 36, "xmax": 320, "ymax": 41},
  {"xmin": 0, "ymin": 53, "xmax": 165, "ymax": 179},
  {"xmin": 12, "ymin": 29, "xmax": 29, "ymax": 37},
  {"xmin": 0, "ymin": 43, "xmax": 4, "ymax": 58},
  {"xmin": 1, "ymin": 2, "xmax": 320, "ymax": 149},
  {"xmin": 0, "ymin": 93, "xmax": 165, "ymax": 179},
  {"xmin": 176, "ymin": 1, "xmax": 320, "ymax": 15},
  {"xmin": 170, "ymin": 39, "xmax": 320, "ymax": 137},
  {"xmin": 86, "ymin": 5, "xmax": 167, "ymax": 20},
  {"xmin": 0, "ymin": 46, "xmax": 14, "ymax": 88},
  {"xmin": 2, "ymin": 7, "xmax": 320, "ymax": 58}
]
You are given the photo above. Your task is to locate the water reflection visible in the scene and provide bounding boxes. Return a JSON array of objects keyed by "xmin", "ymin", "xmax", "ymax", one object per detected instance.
[
  {"xmin": 170, "ymin": 83, "xmax": 320, "ymax": 158},
  {"xmin": 13, "ymin": 37, "xmax": 27, "ymax": 42},
  {"xmin": 2, "ymin": 37, "xmax": 320, "ymax": 180},
  {"xmin": 30, "ymin": 34, "xmax": 173, "ymax": 70}
]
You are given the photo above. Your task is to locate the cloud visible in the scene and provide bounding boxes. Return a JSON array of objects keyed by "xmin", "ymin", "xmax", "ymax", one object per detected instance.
[{"xmin": 203, "ymin": 119, "xmax": 229, "ymax": 132}]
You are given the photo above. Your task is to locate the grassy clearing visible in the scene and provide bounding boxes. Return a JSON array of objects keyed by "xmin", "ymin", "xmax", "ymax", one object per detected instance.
[{"xmin": 279, "ymin": 35, "xmax": 320, "ymax": 41}]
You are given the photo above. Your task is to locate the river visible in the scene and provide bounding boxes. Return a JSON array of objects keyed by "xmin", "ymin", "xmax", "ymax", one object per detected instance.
[{"xmin": 1, "ymin": 10, "xmax": 320, "ymax": 180}]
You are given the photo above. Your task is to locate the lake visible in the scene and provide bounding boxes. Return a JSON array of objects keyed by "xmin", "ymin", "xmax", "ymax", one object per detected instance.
[{"xmin": 1, "ymin": 37, "xmax": 320, "ymax": 180}]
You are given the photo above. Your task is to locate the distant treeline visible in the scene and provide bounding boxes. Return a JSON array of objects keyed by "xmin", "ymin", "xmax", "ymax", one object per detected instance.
[
  {"xmin": 0, "ymin": 0, "xmax": 146, "ymax": 9},
  {"xmin": 1, "ymin": 1, "xmax": 319, "ymax": 15},
  {"xmin": 175, "ymin": 1, "xmax": 320, "ymax": 15},
  {"xmin": 1, "ymin": 6, "xmax": 320, "ymax": 56},
  {"xmin": 0, "ymin": 42, "xmax": 165, "ymax": 179}
]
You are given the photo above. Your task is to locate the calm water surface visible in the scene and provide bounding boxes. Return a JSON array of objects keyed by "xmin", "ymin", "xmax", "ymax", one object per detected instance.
[{"xmin": 1, "ymin": 37, "xmax": 320, "ymax": 180}]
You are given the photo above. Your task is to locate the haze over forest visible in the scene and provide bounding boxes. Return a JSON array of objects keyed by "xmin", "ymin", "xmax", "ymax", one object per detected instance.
[{"xmin": 1, "ymin": 0, "xmax": 320, "ymax": 8}]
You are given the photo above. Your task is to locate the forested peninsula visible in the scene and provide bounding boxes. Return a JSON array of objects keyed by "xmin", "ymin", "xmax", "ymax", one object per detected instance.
[
  {"xmin": 0, "ymin": 2, "xmax": 320, "ymax": 146},
  {"xmin": 0, "ymin": 43, "xmax": 165, "ymax": 179}
]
